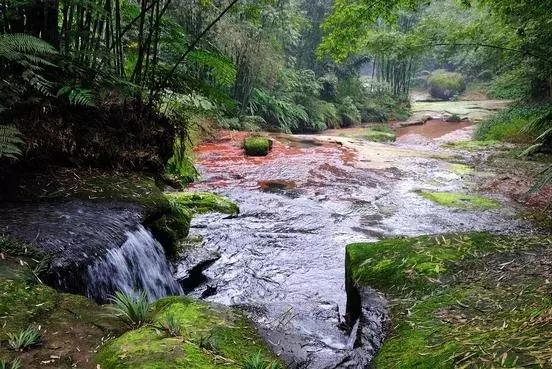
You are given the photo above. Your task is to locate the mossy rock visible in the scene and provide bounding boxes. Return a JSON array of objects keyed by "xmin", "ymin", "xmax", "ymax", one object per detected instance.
[
  {"xmin": 150, "ymin": 192, "xmax": 238, "ymax": 256},
  {"xmin": 166, "ymin": 192, "xmax": 239, "ymax": 215},
  {"xmin": 244, "ymin": 136, "xmax": 272, "ymax": 156},
  {"xmin": 148, "ymin": 205, "xmax": 192, "ymax": 257},
  {"xmin": 427, "ymin": 70, "xmax": 466, "ymax": 100},
  {"xmin": 0, "ymin": 255, "xmax": 125, "ymax": 368},
  {"xmin": 346, "ymin": 233, "xmax": 552, "ymax": 369},
  {"xmin": 417, "ymin": 190, "xmax": 499, "ymax": 209},
  {"xmin": 95, "ymin": 296, "xmax": 281, "ymax": 369}
]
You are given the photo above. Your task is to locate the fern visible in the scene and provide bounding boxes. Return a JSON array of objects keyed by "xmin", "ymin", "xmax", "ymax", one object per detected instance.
[
  {"xmin": 57, "ymin": 86, "xmax": 95, "ymax": 107},
  {"xmin": 0, "ymin": 34, "xmax": 57, "ymax": 72},
  {"xmin": 0, "ymin": 125, "xmax": 24, "ymax": 159}
]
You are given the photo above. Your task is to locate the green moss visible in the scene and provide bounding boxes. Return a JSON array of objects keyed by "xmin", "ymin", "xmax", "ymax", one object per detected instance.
[
  {"xmin": 0, "ymin": 257, "xmax": 124, "ymax": 367},
  {"xmin": 417, "ymin": 191, "xmax": 500, "ymax": 209},
  {"xmin": 244, "ymin": 136, "xmax": 272, "ymax": 156},
  {"xmin": 149, "ymin": 192, "xmax": 238, "ymax": 256},
  {"xmin": 165, "ymin": 192, "xmax": 239, "ymax": 215},
  {"xmin": 427, "ymin": 70, "xmax": 466, "ymax": 100},
  {"xmin": 347, "ymin": 233, "xmax": 510, "ymax": 293},
  {"xmin": 148, "ymin": 205, "xmax": 192, "ymax": 257},
  {"xmin": 347, "ymin": 234, "xmax": 552, "ymax": 369},
  {"xmin": 363, "ymin": 129, "xmax": 396, "ymax": 143},
  {"xmin": 449, "ymin": 163, "xmax": 472, "ymax": 175},
  {"xmin": 443, "ymin": 139, "xmax": 502, "ymax": 151},
  {"xmin": 96, "ymin": 297, "xmax": 280, "ymax": 369}
]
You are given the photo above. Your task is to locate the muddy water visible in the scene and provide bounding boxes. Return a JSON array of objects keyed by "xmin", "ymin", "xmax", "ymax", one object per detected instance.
[
  {"xmin": 186, "ymin": 128, "xmax": 531, "ymax": 368},
  {"xmin": 396, "ymin": 119, "xmax": 472, "ymax": 138}
]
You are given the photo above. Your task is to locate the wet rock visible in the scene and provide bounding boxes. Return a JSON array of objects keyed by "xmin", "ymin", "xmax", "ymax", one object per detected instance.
[{"xmin": 175, "ymin": 245, "xmax": 220, "ymax": 292}]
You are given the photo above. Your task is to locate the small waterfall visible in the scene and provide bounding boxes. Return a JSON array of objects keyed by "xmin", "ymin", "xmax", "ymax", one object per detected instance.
[{"xmin": 86, "ymin": 225, "xmax": 182, "ymax": 301}]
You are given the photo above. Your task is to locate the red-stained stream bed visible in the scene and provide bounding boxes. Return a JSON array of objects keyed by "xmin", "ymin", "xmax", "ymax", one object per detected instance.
[{"xmin": 183, "ymin": 122, "xmax": 531, "ymax": 368}]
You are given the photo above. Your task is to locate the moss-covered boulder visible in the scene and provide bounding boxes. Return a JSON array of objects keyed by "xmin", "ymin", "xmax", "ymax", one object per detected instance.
[
  {"xmin": 244, "ymin": 136, "xmax": 272, "ymax": 156},
  {"xmin": 346, "ymin": 233, "xmax": 552, "ymax": 369},
  {"xmin": 95, "ymin": 296, "xmax": 281, "ymax": 369},
  {"xmin": 166, "ymin": 192, "xmax": 239, "ymax": 215},
  {"xmin": 0, "ymin": 249, "xmax": 125, "ymax": 368},
  {"xmin": 427, "ymin": 70, "xmax": 466, "ymax": 100},
  {"xmin": 417, "ymin": 190, "xmax": 499, "ymax": 209}
]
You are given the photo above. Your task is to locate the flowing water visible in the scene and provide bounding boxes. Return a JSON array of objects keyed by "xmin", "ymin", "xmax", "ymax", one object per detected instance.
[
  {"xmin": 0, "ymin": 101, "xmax": 535, "ymax": 368},
  {"xmin": 87, "ymin": 225, "xmax": 182, "ymax": 301},
  {"xmin": 0, "ymin": 200, "xmax": 181, "ymax": 302},
  {"xmin": 185, "ymin": 127, "xmax": 531, "ymax": 368}
]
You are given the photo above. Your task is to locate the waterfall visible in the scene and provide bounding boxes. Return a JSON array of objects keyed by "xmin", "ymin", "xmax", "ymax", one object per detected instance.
[{"xmin": 86, "ymin": 225, "xmax": 182, "ymax": 301}]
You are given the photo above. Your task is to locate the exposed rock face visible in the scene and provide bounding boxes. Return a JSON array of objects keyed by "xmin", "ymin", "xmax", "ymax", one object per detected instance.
[{"xmin": 0, "ymin": 200, "xmax": 181, "ymax": 301}]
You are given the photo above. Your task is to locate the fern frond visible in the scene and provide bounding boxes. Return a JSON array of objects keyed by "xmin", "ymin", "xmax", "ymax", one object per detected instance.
[
  {"xmin": 0, "ymin": 34, "xmax": 57, "ymax": 56},
  {"xmin": 0, "ymin": 125, "xmax": 24, "ymax": 160},
  {"xmin": 22, "ymin": 70, "xmax": 54, "ymax": 96},
  {"xmin": 57, "ymin": 86, "xmax": 95, "ymax": 107}
]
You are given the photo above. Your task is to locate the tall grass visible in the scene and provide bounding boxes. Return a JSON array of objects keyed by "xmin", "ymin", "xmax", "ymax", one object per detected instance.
[{"xmin": 109, "ymin": 290, "xmax": 152, "ymax": 327}]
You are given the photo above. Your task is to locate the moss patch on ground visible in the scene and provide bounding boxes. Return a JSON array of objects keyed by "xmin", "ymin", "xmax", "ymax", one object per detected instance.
[
  {"xmin": 0, "ymin": 246, "xmax": 125, "ymax": 368},
  {"xmin": 362, "ymin": 129, "xmax": 396, "ymax": 143},
  {"xmin": 417, "ymin": 190, "xmax": 500, "ymax": 209},
  {"xmin": 166, "ymin": 192, "xmax": 239, "ymax": 215},
  {"xmin": 443, "ymin": 140, "xmax": 502, "ymax": 151},
  {"xmin": 244, "ymin": 136, "xmax": 272, "ymax": 156},
  {"xmin": 449, "ymin": 163, "xmax": 472, "ymax": 175},
  {"xmin": 347, "ymin": 233, "xmax": 552, "ymax": 369},
  {"xmin": 95, "ymin": 296, "xmax": 280, "ymax": 369}
]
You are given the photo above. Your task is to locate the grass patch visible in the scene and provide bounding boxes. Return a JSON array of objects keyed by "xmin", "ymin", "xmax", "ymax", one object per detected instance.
[
  {"xmin": 95, "ymin": 297, "xmax": 281, "ymax": 369},
  {"xmin": 244, "ymin": 136, "xmax": 272, "ymax": 156},
  {"xmin": 417, "ymin": 191, "xmax": 499, "ymax": 209},
  {"xmin": 475, "ymin": 104, "xmax": 552, "ymax": 144},
  {"xmin": 363, "ymin": 125, "xmax": 396, "ymax": 143},
  {"xmin": 347, "ymin": 234, "xmax": 552, "ymax": 369}
]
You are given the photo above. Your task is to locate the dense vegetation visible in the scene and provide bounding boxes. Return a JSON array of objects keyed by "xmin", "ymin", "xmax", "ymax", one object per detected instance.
[{"xmin": 0, "ymin": 0, "xmax": 414, "ymax": 188}]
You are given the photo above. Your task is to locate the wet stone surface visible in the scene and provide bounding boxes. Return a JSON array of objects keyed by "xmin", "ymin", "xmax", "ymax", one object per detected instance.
[{"xmin": 185, "ymin": 130, "xmax": 533, "ymax": 369}]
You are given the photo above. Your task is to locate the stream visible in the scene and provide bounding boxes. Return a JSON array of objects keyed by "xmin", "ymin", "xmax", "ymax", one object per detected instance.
[
  {"xmin": 184, "ymin": 108, "xmax": 531, "ymax": 368},
  {"xmin": 0, "ymin": 100, "xmax": 534, "ymax": 368}
]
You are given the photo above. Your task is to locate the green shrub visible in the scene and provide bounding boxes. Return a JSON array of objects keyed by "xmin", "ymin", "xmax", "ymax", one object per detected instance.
[
  {"xmin": 244, "ymin": 136, "xmax": 272, "ymax": 156},
  {"xmin": 487, "ymin": 68, "xmax": 531, "ymax": 99},
  {"xmin": 427, "ymin": 70, "xmax": 466, "ymax": 100},
  {"xmin": 7, "ymin": 327, "xmax": 41, "ymax": 351},
  {"xmin": 337, "ymin": 96, "xmax": 361, "ymax": 126},
  {"xmin": 475, "ymin": 104, "xmax": 552, "ymax": 143},
  {"xmin": 361, "ymin": 81, "xmax": 411, "ymax": 122},
  {"xmin": 109, "ymin": 290, "xmax": 152, "ymax": 328}
]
